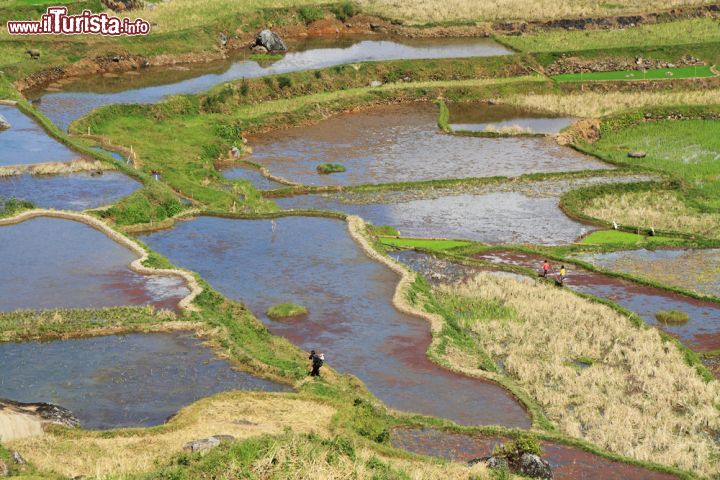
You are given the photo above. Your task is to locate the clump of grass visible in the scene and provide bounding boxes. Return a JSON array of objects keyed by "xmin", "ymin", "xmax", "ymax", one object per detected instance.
[
  {"xmin": 0, "ymin": 196, "xmax": 33, "ymax": 218},
  {"xmin": 330, "ymin": 1, "xmax": 359, "ymax": 21},
  {"xmin": 369, "ymin": 224, "xmax": 399, "ymax": 237},
  {"xmin": 316, "ymin": 163, "xmax": 347, "ymax": 175},
  {"xmin": 249, "ymin": 53, "xmax": 284, "ymax": 62},
  {"xmin": 298, "ymin": 5, "xmax": 325, "ymax": 23},
  {"xmin": 656, "ymin": 310, "xmax": 690, "ymax": 325},
  {"xmin": 266, "ymin": 303, "xmax": 308, "ymax": 320},
  {"xmin": 493, "ymin": 433, "xmax": 542, "ymax": 459}
]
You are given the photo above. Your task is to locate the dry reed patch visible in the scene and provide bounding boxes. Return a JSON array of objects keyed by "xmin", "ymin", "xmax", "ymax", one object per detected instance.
[
  {"xmin": 0, "ymin": 159, "xmax": 111, "ymax": 177},
  {"xmin": 582, "ymin": 190, "xmax": 720, "ymax": 238},
  {"xmin": 437, "ymin": 274, "xmax": 720, "ymax": 475},
  {"xmin": 7, "ymin": 392, "xmax": 335, "ymax": 479},
  {"xmin": 506, "ymin": 89, "xmax": 720, "ymax": 118}
]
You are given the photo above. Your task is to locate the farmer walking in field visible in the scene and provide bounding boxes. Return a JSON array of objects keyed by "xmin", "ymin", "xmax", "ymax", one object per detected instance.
[
  {"xmin": 558, "ymin": 265, "xmax": 567, "ymax": 286},
  {"xmin": 541, "ymin": 260, "xmax": 549, "ymax": 277},
  {"xmin": 309, "ymin": 350, "xmax": 324, "ymax": 377}
]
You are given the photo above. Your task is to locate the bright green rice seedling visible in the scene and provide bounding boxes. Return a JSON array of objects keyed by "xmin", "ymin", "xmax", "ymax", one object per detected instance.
[
  {"xmin": 316, "ymin": 163, "xmax": 347, "ymax": 174},
  {"xmin": 266, "ymin": 303, "xmax": 309, "ymax": 320},
  {"xmin": 551, "ymin": 66, "xmax": 714, "ymax": 83}
]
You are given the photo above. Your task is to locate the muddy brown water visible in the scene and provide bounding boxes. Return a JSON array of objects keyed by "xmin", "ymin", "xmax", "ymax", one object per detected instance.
[
  {"xmin": 139, "ymin": 216, "xmax": 530, "ymax": 428},
  {"xmin": 472, "ymin": 249, "xmax": 720, "ymax": 351},
  {"xmin": 576, "ymin": 248, "xmax": 720, "ymax": 299},
  {"xmin": 0, "ymin": 172, "xmax": 139, "ymax": 210},
  {"xmin": 448, "ymin": 102, "xmax": 576, "ymax": 134},
  {"xmin": 0, "ymin": 331, "xmax": 290, "ymax": 429},
  {"xmin": 276, "ymin": 191, "xmax": 596, "ymax": 245},
  {"xmin": 30, "ymin": 36, "xmax": 510, "ymax": 130},
  {"xmin": 0, "ymin": 105, "xmax": 84, "ymax": 166},
  {"xmin": 0, "ymin": 217, "xmax": 187, "ymax": 311},
  {"xmin": 391, "ymin": 428, "xmax": 678, "ymax": 480},
  {"xmin": 229, "ymin": 103, "xmax": 609, "ymax": 186}
]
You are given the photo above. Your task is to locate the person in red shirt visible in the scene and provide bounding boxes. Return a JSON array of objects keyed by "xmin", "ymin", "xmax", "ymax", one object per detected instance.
[{"xmin": 541, "ymin": 260, "xmax": 550, "ymax": 277}]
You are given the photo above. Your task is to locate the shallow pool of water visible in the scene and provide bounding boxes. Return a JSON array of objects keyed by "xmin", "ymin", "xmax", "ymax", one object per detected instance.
[
  {"xmin": 392, "ymin": 428, "xmax": 677, "ymax": 480},
  {"xmin": 277, "ymin": 191, "xmax": 595, "ymax": 245},
  {"xmin": 0, "ymin": 217, "xmax": 187, "ymax": 311},
  {"xmin": 229, "ymin": 103, "xmax": 607, "ymax": 186},
  {"xmin": 31, "ymin": 36, "xmax": 510, "ymax": 130},
  {"xmin": 0, "ymin": 331, "xmax": 289, "ymax": 429},
  {"xmin": 224, "ymin": 164, "xmax": 285, "ymax": 190},
  {"xmin": 139, "ymin": 216, "xmax": 530, "ymax": 428},
  {"xmin": 448, "ymin": 102, "xmax": 576, "ymax": 134},
  {"xmin": 0, "ymin": 105, "xmax": 83, "ymax": 166},
  {"xmin": 0, "ymin": 172, "xmax": 139, "ymax": 210},
  {"xmin": 576, "ymin": 248, "xmax": 720, "ymax": 298},
  {"xmin": 473, "ymin": 249, "xmax": 720, "ymax": 351}
]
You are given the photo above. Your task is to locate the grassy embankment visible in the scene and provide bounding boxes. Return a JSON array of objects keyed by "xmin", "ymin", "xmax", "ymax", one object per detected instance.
[
  {"xmin": 411, "ymin": 271, "xmax": 720, "ymax": 476},
  {"xmin": 560, "ymin": 106, "xmax": 720, "ymax": 239}
]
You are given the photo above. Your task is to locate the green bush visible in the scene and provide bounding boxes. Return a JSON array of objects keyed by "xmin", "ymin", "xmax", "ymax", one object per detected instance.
[
  {"xmin": 277, "ymin": 76, "xmax": 293, "ymax": 89},
  {"xmin": 655, "ymin": 310, "xmax": 690, "ymax": 325},
  {"xmin": 331, "ymin": 1, "xmax": 360, "ymax": 21},
  {"xmin": 298, "ymin": 6, "xmax": 325, "ymax": 24},
  {"xmin": 316, "ymin": 163, "xmax": 346, "ymax": 174},
  {"xmin": 493, "ymin": 434, "xmax": 542, "ymax": 461}
]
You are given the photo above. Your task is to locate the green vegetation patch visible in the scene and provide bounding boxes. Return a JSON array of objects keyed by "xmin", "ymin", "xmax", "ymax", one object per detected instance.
[
  {"xmin": 655, "ymin": 310, "xmax": 690, "ymax": 325},
  {"xmin": 97, "ymin": 183, "xmax": 187, "ymax": 226},
  {"xmin": 381, "ymin": 237, "xmax": 472, "ymax": 252},
  {"xmin": 266, "ymin": 303, "xmax": 309, "ymax": 320},
  {"xmin": 0, "ymin": 196, "xmax": 33, "ymax": 218},
  {"xmin": 316, "ymin": 163, "xmax": 347, "ymax": 174},
  {"xmin": 551, "ymin": 66, "xmax": 714, "ymax": 82},
  {"xmin": 579, "ymin": 230, "xmax": 677, "ymax": 246}
]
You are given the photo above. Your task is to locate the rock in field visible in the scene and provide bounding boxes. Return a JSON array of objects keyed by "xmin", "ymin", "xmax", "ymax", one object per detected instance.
[
  {"xmin": 0, "ymin": 115, "xmax": 10, "ymax": 131},
  {"xmin": 183, "ymin": 434, "xmax": 235, "ymax": 453},
  {"xmin": 253, "ymin": 30, "xmax": 287, "ymax": 52},
  {"xmin": 516, "ymin": 452, "xmax": 553, "ymax": 479},
  {"xmin": 628, "ymin": 151, "xmax": 647, "ymax": 158}
]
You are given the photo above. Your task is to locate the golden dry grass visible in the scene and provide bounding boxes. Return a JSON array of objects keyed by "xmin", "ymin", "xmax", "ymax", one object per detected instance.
[
  {"xmin": 582, "ymin": 190, "xmax": 720, "ymax": 238},
  {"xmin": 361, "ymin": 0, "xmax": 713, "ymax": 23},
  {"xmin": 247, "ymin": 435, "xmax": 503, "ymax": 480},
  {"xmin": 506, "ymin": 89, "xmax": 720, "ymax": 118},
  {"xmin": 437, "ymin": 273, "xmax": 720, "ymax": 476},
  {"xmin": 6, "ymin": 392, "xmax": 335, "ymax": 479},
  {"xmin": 121, "ymin": 0, "xmax": 716, "ymax": 31}
]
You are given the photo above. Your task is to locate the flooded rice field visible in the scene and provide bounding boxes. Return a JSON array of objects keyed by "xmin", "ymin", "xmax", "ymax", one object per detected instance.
[
  {"xmin": 576, "ymin": 248, "xmax": 720, "ymax": 298},
  {"xmin": 229, "ymin": 103, "xmax": 608, "ymax": 186},
  {"xmin": 389, "ymin": 250, "xmax": 530, "ymax": 285},
  {"xmin": 473, "ymin": 249, "xmax": 720, "ymax": 351},
  {"xmin": 224, "ymin": 164, "xmax": 285, "ymax": 190},
  {"xmin": 0, "ymin": 105, "xmax": 83, "ymax": 166},
  {"xmin": 278, "ymin": 191, "xmax": 595, "ymax": 245},
  {"xmin": 0, "ymin": 172, "xmax": 139, "ymax": 210},
  {"xmin": 447, "ymin": 101, "xmax": 576, "ymax": 134},
  {"xmin": 30, "ymin": 36, "xmax": 510, "ymax": 130},
  {"xmin": 0, "ymin": 217, "xmax": 188, "ymax": 311},
  {"xmin": 0, "ymin": 331, "xmax": 289, "ymax": 429},
  {"xmin": 139, "ymin": 216, "xmax": 530, "ymax": 427},
  {"xmin": 392, "ymin": 428, "xmax": 677, "ymax": 480}
]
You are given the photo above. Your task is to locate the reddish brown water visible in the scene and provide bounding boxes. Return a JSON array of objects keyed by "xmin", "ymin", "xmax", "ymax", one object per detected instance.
[
  {"xmin": 140, "ymin": 216, "xmax": 531, "ymax": 427},
  {"xmin": 392, "ymin": 428, "xmax": 678, "ymax": 480},
  {"xmin": 473, "ymin": 249, "xmax": 720, "ymax": 351},
  {"xmin": 233, "ymin": 103, "xmax": 609, "ymax": 186},
  {"xmin": 0, "ymin": 217, "xmax": 188, "ymax": 311}
]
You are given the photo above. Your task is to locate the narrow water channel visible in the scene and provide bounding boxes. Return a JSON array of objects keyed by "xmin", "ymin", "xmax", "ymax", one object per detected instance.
[
  {"xmin": 447, "ymin": 101, "xmax": 577, "ymax": 134},
  {"xmin": 30, "ymin": 36, "xmax": 510, "ymax": 130},
  {"xmin": 0, "ymin": 331, "xmax": 289, "ymax": 429},
  {"xmin": 139, "ymin": 216, "xmax": 531, "ymax": 428},
  {"xmin": 0, "ymin": 217, "xmax": 187, "ymax": 311}
]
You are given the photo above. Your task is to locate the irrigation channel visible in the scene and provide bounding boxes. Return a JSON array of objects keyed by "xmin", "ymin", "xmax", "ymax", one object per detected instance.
[{"xmin": 1, "ymin": 35, "xmax": 711, "ymax": 477}]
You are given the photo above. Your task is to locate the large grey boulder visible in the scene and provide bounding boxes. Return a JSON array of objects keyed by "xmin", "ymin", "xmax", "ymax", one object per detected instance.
[
  {"xmin": 0, "ymin": 115, "xmax": 10, "ymax": 131},
  {"xmin": 253, "ymin": 30, "xmax": 287, "ymax": 52},
  {"xmin": 183, "ymin": 434, "xmax": 235, "ymax": 453},
  {"xmin": 516, "ymin": 452, "xmax": 553, "ymax": 479}
]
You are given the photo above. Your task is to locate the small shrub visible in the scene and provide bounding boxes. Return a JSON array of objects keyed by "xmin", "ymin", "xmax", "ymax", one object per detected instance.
[
  {"xmin": 656, "ymin": 310, "xmax": 690, "ymax": 324},
  {"xmin": 263, "ymin": 76, "xmax": 275, "ymax": 89},
  {"xmin": 240, "ymin": 78, "xmax": 249, "ymax": 96},
  {"xmin": 266, "ymin": 303, "xmax": 308, "ymax": 320},
  {"xmin": 298, "ymin": 6, "xmax": 324, "ymax": 24},
  {"xmin": 277, "ymin": 76, "xmax": 293, "ymax": 89},
  {"xmin": 0, "ymin": 196, "xmax": 33, "ymax": 217},
  {"xmin": 331, "ymin": 1, "xmax": 359, "ymax": 21},
  {"xmin": 314, "ymin": 70, "xmax": 323, "ymax": 79},
  {"xmin": 493, "ymin": 434, "xmax": 542, "ymax": 461},
  {"xmin": 316, "ymin": 163, "xmax": 346, "ymax": 174}
]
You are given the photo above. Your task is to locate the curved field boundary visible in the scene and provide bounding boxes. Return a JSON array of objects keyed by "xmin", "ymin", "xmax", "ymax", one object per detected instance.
[
  {"xmin": 346, "ymin": 215, "xmax": 551, "ymax": 430},
  {"xmin": 0, "ymin": 159, "xmax": 112, "ymax": 177},
  {"xmin": 0, "ymin": 209, "xmax": 202, "ymax": 311}
]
